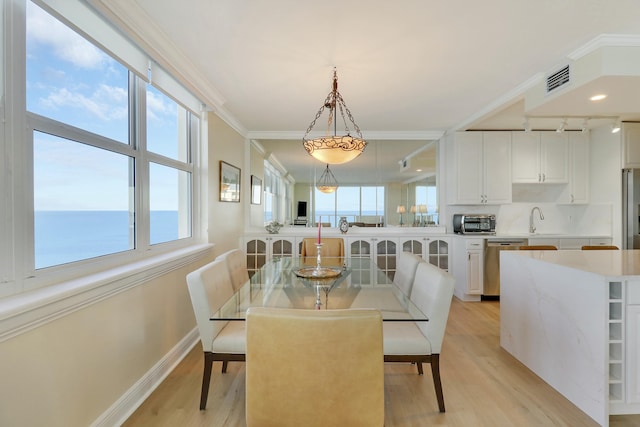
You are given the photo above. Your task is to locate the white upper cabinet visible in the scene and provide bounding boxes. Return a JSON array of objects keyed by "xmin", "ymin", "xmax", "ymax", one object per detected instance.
[
  {"xmin": 559, "ymin": 132, "xmax": 590, "ymax": 204},
  {"xmin": 622, "ymin": 122, "xmax": 640, "ymax": 168},
  {"xmin": 512, "ymin": 131, "xmax": 568, "ymax": 183},
  {"xmin": 449, "ymin": 131, "xmax": 511, "ymax": 205}
]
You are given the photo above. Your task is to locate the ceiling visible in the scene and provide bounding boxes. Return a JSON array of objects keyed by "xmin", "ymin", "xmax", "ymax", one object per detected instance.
[{"xmin": 92, "ymin": 0, "xmax": 640, "ymax": 184}]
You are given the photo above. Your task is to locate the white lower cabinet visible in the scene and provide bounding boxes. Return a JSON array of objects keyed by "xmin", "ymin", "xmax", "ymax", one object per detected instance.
[
  {"xmin": 399, "ymin": 237, "xmax": 450, "ymax": 271},
  {"xmin": 244, "ymin": 235, "xmax": 296, "ymax": 276},
  {"xmin": 452, "ymin": 237, "xmax": 484, "ymax": 300}
]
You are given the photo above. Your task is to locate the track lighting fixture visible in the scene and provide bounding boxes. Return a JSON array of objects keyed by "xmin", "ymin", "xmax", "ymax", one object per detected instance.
[
  {"xmin": 522, "ymin": 119, "xmax": 531, "ymax": 132},
  {"xmin": 581, "ymin": 118, "xmax": 589, "ymax": 133},
  {"xmin": 556, "ymin": 118, "xmax": 568, "ymax": 133},
  {"xmin": 611, "ymin": 120, "xmax": 621, "ymax": 134}
]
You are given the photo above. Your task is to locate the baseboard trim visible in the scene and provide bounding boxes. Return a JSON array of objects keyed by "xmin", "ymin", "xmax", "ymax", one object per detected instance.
[{"xmin": 91, "ymin": 328, "xmax": 200, "ymax": 427}]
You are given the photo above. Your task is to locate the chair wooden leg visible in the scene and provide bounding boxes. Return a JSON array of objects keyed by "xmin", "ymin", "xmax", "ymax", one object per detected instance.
[
  {"xmin": 199, "ymin": 352, "xmax": 214, "ymax": 410},
  {"xmin": 430, "ymin": 354, "xmax": 445, "ymax": 412},
  {"xmin": 416, "ymin": 362, "xmax": 424, "ymax": 375},
  {"xmin": 221, "ymin": 360, "xmax": 228, "ymax": 373}
]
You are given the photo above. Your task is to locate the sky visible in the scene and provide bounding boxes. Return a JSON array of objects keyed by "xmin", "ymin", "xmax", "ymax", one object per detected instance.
[{"xmin": 26, "ymin": 1, "xmax": 185, "ymax": 211}]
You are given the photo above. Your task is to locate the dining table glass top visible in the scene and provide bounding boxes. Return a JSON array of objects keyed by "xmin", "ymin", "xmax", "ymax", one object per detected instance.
[{"xmin": 211, "ymin": 257, "xmax": 428, "ymax": 321}]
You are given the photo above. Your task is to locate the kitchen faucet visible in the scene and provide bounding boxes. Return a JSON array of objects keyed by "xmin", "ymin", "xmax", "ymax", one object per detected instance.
[{"xmin": 529, "ymin": 206, "xmax": 544, "ymax": 234}]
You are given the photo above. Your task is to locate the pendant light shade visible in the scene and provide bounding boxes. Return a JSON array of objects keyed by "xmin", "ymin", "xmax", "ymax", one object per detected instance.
[
  {"xmin": 316, "ymin": 164, "xmax": 338, "ymax": 194},
  {"xmin": 303, "ymin": 68, "xmax": 366, "ymax": 165}
]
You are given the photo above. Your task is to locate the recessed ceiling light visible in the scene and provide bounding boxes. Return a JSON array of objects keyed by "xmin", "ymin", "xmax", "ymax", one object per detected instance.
[
  {"xmin": 590, "ymin": 94, "xmax": 607, "ymax": 101},
  {"xmin": 416, "ymin": 169, "xmax": 423, "ymax": 172}
]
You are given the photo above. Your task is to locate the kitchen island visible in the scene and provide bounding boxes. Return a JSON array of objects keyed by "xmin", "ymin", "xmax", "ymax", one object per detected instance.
[{"xmin": 500, "ymin": 249, "xmax": 640, "ymax": 427}]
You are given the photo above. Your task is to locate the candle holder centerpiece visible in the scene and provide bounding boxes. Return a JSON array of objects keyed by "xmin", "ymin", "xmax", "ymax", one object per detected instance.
[{"xmin": 294, "ymin": 244, "xmax": 342, "ymax": 279}]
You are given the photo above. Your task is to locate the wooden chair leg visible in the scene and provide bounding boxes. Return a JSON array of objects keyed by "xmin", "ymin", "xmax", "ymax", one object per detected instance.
[
  {"xmin": 199, "ymin": 352, "xmax": 214, "ymax": 410},
  {"xmin": 416, "ymin": 362, "xmax": 424, "ymax": 375},
  {"xmin": 221, "ymin": 360, "xmax": 228, "ymax": 373},
  {"xmin": 430, "ymin": 354, "xmax": 445, "ymax": 412}
]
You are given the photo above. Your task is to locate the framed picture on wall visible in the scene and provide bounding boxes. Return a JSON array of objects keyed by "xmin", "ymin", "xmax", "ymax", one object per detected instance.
[
  {"xmin": 251, "ymin": 175, "xmax": 262, "ymax": 205},
  {"xmin": 220, "ymin": 161, "xmax": 241, "ymax": 202}
]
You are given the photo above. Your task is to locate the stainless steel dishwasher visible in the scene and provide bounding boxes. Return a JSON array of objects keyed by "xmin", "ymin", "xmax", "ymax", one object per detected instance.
[{"xmin": 483, "ymin": 239, "xmax": 527, "ymax": 298}]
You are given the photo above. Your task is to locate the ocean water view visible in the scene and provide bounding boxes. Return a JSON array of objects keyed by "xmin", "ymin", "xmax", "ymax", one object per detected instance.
[{"xmin": 34, "ymin": 210, "xmax": 181, "ymax": 269}]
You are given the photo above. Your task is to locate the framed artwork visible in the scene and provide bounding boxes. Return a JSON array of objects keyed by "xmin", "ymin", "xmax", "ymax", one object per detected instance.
[
  {"xmin": 220, "ymin": 161, "xmax": 241, "ymax": 202},
  {"xmin": 251, "ymin": 175, "xmax": 262, "ymax": 205}
]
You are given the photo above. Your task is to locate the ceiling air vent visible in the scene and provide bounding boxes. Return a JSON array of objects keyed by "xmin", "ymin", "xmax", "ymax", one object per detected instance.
[{"xmin": 546, "ymin": 64, "xmax": 571, "ymax": 93}]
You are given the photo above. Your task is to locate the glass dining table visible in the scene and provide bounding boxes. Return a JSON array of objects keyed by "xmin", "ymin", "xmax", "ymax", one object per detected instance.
[{"xmin": 210, "ymin": 256, "xmax": 428, "ymax": 322}]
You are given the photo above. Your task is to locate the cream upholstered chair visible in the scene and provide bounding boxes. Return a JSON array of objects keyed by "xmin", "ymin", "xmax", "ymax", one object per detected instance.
[
  {"xmin": 299, "ymin": 237, "xmax": 344, "ymax": 258},
  {"xmin": 218, "ymin": 248, "xmax": 250, "ymax": 291},
  {"xmin": 394, "ymin": 251, "xmax": 423, "ymax": 296},
  {"xmin": 383, "ymin": 262, "xmax": 455, "ymax": 412},
  {"xmin": 186, "ymin": 259, "xmax": 246, "ymax": 410},
  {"xmin": 245, "ymin": 308, "xmax": 384, "ymax": 427}
]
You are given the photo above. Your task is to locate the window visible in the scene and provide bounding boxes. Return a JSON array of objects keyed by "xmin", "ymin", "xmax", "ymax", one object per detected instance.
[
  {"xmin": 314, "ymin": 186, "xmax": 385, "ymax": 226},
  {"xmin": 263, "ymin": 161, "xmax": 291, "ymax": 225},
  {"xmin": 2, "ymin": 0, "xmax": 201, "ymax": 294}
]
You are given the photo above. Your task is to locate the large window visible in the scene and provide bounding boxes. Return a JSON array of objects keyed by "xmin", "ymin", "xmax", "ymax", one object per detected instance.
[
  {"xmin": 2, "ymin": 0, "xmax": 201, "ymax": 293},
  {"xmin": 314, "ymin": 186, "xmax": 385, "ymax": 226}
]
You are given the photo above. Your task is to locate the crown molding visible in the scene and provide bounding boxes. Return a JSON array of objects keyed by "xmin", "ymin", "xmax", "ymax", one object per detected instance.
[
  {"xmin": 88, "ymin": 0, "xmax": 249, "ymax": 136},
  {"xmin": 247, "ymin": 130, "xmax": 444, "ymax": 141},
  {"xmin": 569, "ymin": 33, "xmax": 640, "ymax": 61}
]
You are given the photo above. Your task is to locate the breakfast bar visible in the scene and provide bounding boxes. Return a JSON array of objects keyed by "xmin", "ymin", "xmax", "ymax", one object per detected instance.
[{"xmin": 500, "ymin": 249, "xmax": 640, "ymax": 427}]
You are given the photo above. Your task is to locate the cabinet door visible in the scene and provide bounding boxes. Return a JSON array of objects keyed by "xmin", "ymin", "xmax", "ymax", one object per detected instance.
[
  {"xmin": 540, "ymin": 132, "xmax": 568, "ymax": 183},
  {"xmin": 245, "ymin": 238, "xmax": 268, "ymax": 277},
  {"xmin": 270, "ymin": 237, "xmax": 295, "ymax": 258},
  {"xmin": 512, "ymin": 131, "xmax": 541, "ymax": 183},
  {"xmin": 622, "ymin": 122, "xmax": 640, "ymax": 168},
  {"xmin": 561, "ymin": 132, "xmax": 589, "ymax": 204},
  {"xmin": 376, "ymin": 239, "xmax": 397, "ymax": 281},
  {"xmin": 428, "ymin": 238, "xmax": 450, "ymax": 271},
  {"xmin": 454, "ymin": 132, "xmax": 483, "ymax": 204},
  {"xmin": 626, "ymin": 305, "xmax": 640, "ymax": 403},
  {"xmin": 483, "ymin": 132, "xmax": 512, "ymax": 204},
  {"xmin": 467, "ymin": 250, "xmax": 482, "ymax": 294}
]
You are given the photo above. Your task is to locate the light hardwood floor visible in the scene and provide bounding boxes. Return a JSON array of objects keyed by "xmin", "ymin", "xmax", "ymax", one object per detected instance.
[{"xmin": 123, "ymin": 298, "xmax": 640, "ymax": 426}]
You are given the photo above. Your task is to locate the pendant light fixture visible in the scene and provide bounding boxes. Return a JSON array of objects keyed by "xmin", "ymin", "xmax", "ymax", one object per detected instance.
[
  {"xmin": 302, "ymin": 68, "xmax": 367, "ymax": 164},
  {"xmin": 316, "ymin": 164, "xmax": 338, "ymax": 194}
]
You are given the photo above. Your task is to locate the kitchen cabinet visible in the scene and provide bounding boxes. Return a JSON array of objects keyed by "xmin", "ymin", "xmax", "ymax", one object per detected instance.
[
  {"xmin": 622, "ymin": 122, "xmax": 640, "ymax": 168},
  {"xmin": 244, "ymin": 235, "xmax": 296, "ymax": 276},
  {"xmin": 399, "ymin": 237, "xmax": 450, "ymax": 271},
  {"xmin": 559, "ymin": 132, "xmax": 590, "ymax": 204},
  {"xmin": 452, "ymin": 237, "xmax": 484, "ymax": 300},
  {"xmin": 449, "ymin": 131, "xmax": 511, "ymax": 204},
  {"xmin": 348, "ymin": 237, "xmax": 397, "ymax": 281},
  {"xmin": 512, "ymin": 131, "xmax": 568, "ymax": 184}
]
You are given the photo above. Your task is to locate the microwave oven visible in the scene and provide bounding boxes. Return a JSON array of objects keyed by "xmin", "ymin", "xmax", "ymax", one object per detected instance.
[{"xmin": 452, "ymin": 214, "xmax": 496, "ymax": 234}]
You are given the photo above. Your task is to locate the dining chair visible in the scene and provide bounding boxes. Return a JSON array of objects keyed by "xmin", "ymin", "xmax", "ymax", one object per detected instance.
[
  {"xmin": 186, "ymin": 259, "xmax": 246, "ymax": 410},
  {"xmin": 245, "ymin": 307, "xmax": 384, "ymax": 427},
  {"xmin": 581, "ymin": 245, "xmax": 619, "ymax": 250},
  {"xmin": 383, "ymin": 262, "xmax": 455, "ymax": 412},
  {"xmin": 218, "ymin": 248, "xmax": 250, "ymax": 291},
  {"xmin": 394, "ymin": 251, "xmax": 423, "ymax": 296},
  {"xmin": 519, "ymin": 245, "xmax": 558, "ymax": 250},
  {"xmin": 299, "ymin": 237, "xmax": 345, "ymax": 258}
]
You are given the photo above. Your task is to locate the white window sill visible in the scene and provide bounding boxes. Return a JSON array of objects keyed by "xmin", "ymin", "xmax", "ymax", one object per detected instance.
[{"xmin": 0, "ymin": 243, "xmax": 213, "ymax": 342}]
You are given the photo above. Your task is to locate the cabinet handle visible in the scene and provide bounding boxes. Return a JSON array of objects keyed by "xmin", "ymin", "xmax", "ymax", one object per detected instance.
[
  {"xmin": 542, "ymin": 173, "xmax": 546, "ymax": 182},
  {"xmin": 538, "ymin": 173, "xmax": 541, "ymax": 182},
  {"xmin": 571, "ymin": 194, "xmax": 574, "ymax": 203}
]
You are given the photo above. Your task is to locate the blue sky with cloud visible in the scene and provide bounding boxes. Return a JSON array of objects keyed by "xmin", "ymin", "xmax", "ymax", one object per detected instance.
[{"xmin": 27, "ymin": 1, "xmax": 182, "ymax": 211}]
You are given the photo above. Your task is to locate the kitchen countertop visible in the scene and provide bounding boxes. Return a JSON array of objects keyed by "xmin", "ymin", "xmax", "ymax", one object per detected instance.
[{"xmin": 510, "ymin": 248, "xmax": 640, "ymax": 277}]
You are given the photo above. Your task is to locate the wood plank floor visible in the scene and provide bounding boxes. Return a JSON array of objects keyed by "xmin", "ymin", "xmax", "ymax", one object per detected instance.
[{"xmin": 123, "ymin": 298, "xmax": 640, "ymax": 426}]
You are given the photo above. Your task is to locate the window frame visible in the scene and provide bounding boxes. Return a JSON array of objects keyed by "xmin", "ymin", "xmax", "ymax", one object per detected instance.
[{"xmin": 1, "ymin": 0, "xmax": 203, "ymax": 296}]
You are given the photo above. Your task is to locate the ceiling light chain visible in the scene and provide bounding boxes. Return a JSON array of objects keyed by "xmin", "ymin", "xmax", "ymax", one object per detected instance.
[{"xmin": 302, "ymin": 68, "xmax": 367, "ymax": 165}]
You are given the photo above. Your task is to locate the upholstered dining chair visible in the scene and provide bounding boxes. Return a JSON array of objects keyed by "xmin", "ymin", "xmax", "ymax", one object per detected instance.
[
  {"xmin": 394, "ymin": 251, "xmax": 423, "ymax": 296},
  {"xmin": 581, "ymin": 245, "xmax": 619, "ymax": 250},
  {"xmin": 245, "ymin": 307, "xmax": 384, "ymax": 427},
  {"xmin": 218, "ymin": 248, "xmax": 250, "ymax": 291},
  {"xmin": 519, "ymin": 245, "xmax": 558, "ymax": 250},
  {"xmin": 186, "ymin": 259, "xmax": 246, "ymax": 410},
  {"xmin": 383, "ymin": 262, "xmax": 455, "ymax": 413},
  {"xmin": 299, "ymin": 237, "xmax": 345, "ymax": 258}
]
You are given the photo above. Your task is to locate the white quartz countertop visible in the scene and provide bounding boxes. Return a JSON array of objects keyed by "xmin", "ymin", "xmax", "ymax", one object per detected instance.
[{"xmin": 508, "ymin": 249, "xmax": 640, "ymax": 277}]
